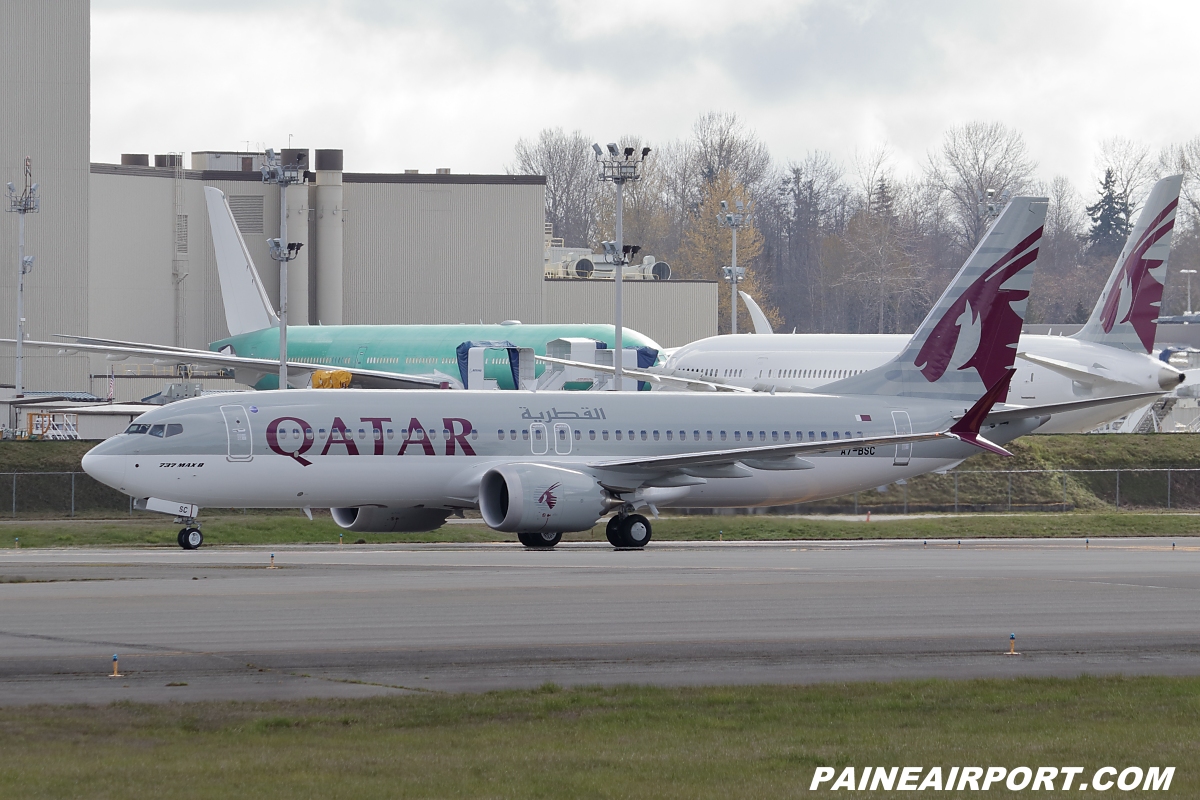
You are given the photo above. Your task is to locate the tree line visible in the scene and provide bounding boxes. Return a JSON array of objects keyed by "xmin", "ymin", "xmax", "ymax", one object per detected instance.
[{"xmin": 512, "ymin": 113, "xmax": 1200, "ymax": 334}]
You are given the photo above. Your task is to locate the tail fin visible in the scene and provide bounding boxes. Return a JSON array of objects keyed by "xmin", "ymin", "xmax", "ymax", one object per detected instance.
[
  {"xmin": 203, "ymin": 186, "xmax": 279, "ymax": 336},
  {"xmin": 823, "ymin": 196, "xmax": 1048, "ymax": 401},
  {"xmin": 1075, "ymin": 174, "xmax": 1183, "ymax": 354}
]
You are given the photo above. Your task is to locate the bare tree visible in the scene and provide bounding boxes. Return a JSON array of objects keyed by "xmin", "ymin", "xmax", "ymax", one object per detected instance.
[
  {"xmin": 1159, "ymin": 137, "xmax": 1200, "ymax": 228},
  {"xmin": 854, "ymin": 143, "xmax": 893, "ymax": 216},
  {"xmin": 925, "ymin": 121, "xmax": 1037, "ymax": 253},
  {"xmin": 510, "ymin": 128, "xmax": 598, "ymax": 248},
  {"xmin": 1097, "ymin": 135, "xmax": 1156, "ymax": 211},
  {"xmin": 690, "ymin": 112, "xmax": 773, "ymax": 193},
  {"xmin": 769, "ymin": 151, "xmax": 849, "ymax": 331}
]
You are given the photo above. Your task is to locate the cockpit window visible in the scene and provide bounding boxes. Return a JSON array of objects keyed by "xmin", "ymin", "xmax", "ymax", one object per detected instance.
[
  {"xmin": 165, "ymin": 423, "xmax": 184, "ymax": 438},
  {"xmin": 148, "ymin": 424, "xmax": 165, "ymax": 438},
  {"xmin": 125, "ymin": 423, "xmax": 150, "ymax": 435}
]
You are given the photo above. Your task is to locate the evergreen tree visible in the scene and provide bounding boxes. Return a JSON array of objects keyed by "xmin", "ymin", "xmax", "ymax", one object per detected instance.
[
  {"xmin": 1066, "ymin": 300, "xmax": 1089, "ymax": 325},
  {"xmin": 872, "ymin": 175, "xmax": 895, "ymax": 222},
  {"xmin": 1084, "ymin": 168, "xmax": 1131, "ymax": 257}
]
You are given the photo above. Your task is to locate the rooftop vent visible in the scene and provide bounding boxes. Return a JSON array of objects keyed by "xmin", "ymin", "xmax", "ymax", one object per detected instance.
[{"xmin": 121, "ymin": 154, "xmax": 149, "ymax": 166}]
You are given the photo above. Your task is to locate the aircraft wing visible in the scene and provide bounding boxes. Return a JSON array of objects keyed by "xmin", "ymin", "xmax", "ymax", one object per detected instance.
[
  {"xmin": 587, "ymin": 371, "xmax": 1019, "ymax": 490},
  {"xmin": 587, "ymin": 429, "xmax": 955, "ymax": 477},
  {"xmin": 56, "ymin": 334, "xmax": 223, "ymax": 355},
  {"xmin": 1, "ymin": 337, "xmax": 458, "ymax": 390},
  {"xmin": 981, "ymin": 390, "xmax": 1165, "ymax": 425},
  {"xmin": 738, "ymin": 291, "xmax": 775, "ymax": 334},
  {"xmin": 535, "ymin": 354, "xmax": 752, "ymax": 393}
]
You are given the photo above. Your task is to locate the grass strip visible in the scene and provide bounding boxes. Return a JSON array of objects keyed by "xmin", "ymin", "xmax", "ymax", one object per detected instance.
[
  {"xmin": 2, "ymin": 510, "xmax": 1200, "ymax": 548},
  {"xmin": 0, "ymin": 676, "xmax": 1195, "ymax": 798}
]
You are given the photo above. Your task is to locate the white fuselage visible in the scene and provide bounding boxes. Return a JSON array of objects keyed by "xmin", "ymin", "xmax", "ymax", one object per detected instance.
[
  {"xmin": 82, "ymin": 389, "xmax": 1038, "ymax": 514},
  {"xmin": 663, "ymin": 333, "xmax": 1179, "ymax": 433}
]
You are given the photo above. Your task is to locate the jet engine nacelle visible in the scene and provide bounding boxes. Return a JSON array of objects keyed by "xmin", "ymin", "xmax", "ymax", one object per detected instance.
[
  {"xmin": 479, "ymin": 464, "xmax": 616, "ymax": 533},
  {"xmin": 330, "ymin": 506, "xmax": 451, "ymax": 533}
]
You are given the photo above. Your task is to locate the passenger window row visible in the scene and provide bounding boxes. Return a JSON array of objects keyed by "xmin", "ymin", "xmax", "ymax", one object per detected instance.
[
  {"xmin": 316, "ymin": 426, "xmax": 481, "ymax": 441},
  {"xmin": 493, "ymin": 428, "xmax": 867, "ymax": 444}
]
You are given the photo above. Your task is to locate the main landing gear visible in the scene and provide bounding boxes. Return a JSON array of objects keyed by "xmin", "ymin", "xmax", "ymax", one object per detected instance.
[
  {"xmin": 175, "ymin": 516, "xmax": 203, "ymax": 550},
  {"xmin": 606, "ymin": 513, "xmax": 652, "ymax": 549},
  {"xmin": 518, "ymin": 531, "xmax": 562, "ymax": 549}
]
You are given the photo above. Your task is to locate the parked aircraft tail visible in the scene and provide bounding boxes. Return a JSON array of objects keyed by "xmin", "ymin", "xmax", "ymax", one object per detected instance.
[
  {"xmin": 822, "ymin": 195, "xmax": 1048, "ymax": 401},
  {"xmin": 1075, "ymin": 174, "xmax": 1183, "ymax": 354},
  {"xmin": 203, "ymin": 186, "xmax": 280, "ymax": 337}
]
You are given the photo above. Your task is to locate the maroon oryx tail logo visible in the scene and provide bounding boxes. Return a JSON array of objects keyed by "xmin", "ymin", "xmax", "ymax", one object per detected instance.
[
  {"xmin": 537, "ymin": 483, "xmax": 562, "ymax": 509},
  {"xmin": 914, "ymin": 226, "xmax": 1042, "ymax": 390},
  {"xmin": 1098, "ymin": 198, "xmax": 1178, "ymax": 353}
]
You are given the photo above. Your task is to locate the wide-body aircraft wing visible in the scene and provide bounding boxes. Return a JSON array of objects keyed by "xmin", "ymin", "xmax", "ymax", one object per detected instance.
[
  {"xmin": 1, "ymin": 336, "xmax": 458, "ymax": 390},
  {"xmin": 535, "ymin": 354, "xmax": 752, "ymax": 393}
]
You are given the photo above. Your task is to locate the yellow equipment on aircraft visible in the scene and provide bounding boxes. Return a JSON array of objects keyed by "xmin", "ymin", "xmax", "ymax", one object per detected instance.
[{"xmin": 311, "ymin": 369, "xmax": 353, "ymax": 389}]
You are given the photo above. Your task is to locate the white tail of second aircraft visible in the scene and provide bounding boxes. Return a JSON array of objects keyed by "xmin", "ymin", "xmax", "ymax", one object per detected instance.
[
  {"xmin": 203, "ymin": 186, "xmax": 279, "ymax": 337},
  {"xmin": 823, "ymin": 196, "xmax": 1048, "ymax": 402},
  {"xmin": 1076, "ymin": 174, "xmax": 1183, "ymax": 354}
]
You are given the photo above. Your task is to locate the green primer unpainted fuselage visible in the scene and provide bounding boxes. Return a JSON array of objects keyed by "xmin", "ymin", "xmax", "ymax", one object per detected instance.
[{"xmin": 210, "ymin": 324, "xmax": 663, "ymax": 390}]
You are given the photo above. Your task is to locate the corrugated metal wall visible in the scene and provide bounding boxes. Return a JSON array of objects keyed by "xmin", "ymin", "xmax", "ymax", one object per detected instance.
[
  {"xmin": 88, "ymin": 167, "xmax": 275, "ymax": 349},
  {"xmin": 85, "ymin": 167, "xmax": 718, "ymax": 389},
  {"xmin": 0, "ymin": 1, "xmax": 90, "ymax": 391},
  {"xmin": 541, "ymin": 280, "xmax": 718, "ymax": 348},
  {"xmin": 342, "ymin": 177, "xmax": 545, "ymax": 325}
]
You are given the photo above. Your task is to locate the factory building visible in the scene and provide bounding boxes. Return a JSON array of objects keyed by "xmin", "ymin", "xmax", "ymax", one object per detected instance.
[{"xmin": 0, "ymin": 1, "xmax": 717, "ymax": 403}]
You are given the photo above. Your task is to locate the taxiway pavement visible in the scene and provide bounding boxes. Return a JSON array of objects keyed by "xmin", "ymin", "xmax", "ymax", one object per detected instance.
[{"xmin": 1, "ymin": 538, "xmax": 1197, "ymax": 704}]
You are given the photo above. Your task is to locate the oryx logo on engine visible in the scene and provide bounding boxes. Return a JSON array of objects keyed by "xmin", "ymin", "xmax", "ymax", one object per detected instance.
[{"xmin": 537, "ymin": 483, "xmax": 562, "ymax": 509}]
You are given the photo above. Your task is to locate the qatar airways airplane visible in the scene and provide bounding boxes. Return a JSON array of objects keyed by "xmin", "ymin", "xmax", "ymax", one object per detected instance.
[
  {"xmin": 653, "ymin": 175, "xmax": 1187, "ymax": 433},
  {"xmin": 80, "ymin": 195, "xmax": 1156, "ymax": 550}
]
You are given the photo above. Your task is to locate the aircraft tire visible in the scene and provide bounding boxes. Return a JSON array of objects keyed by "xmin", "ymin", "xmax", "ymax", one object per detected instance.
[
  {"xmin": 620, "ymin": 515, "xmax": 652, "ymax": 548},
  {"xmin": 605, "ymin": 516, "xmax": 623, "ymax": 548},
  {"xmin": 519, "ymin": 531, "xmax": 561, "ymax": 548},
  {"xmin": 182, "ymin": 528, "xmax": 203, "ymax": 550},
  {"xmin": 177, "ymin": 529, "xmax": 188, "ymax": 549}
]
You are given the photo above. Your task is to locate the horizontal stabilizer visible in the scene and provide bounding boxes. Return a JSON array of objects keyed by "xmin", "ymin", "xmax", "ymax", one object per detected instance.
[{"xmin": 982, "ymin": 390, "xmax": 1164, "ymax": 425}]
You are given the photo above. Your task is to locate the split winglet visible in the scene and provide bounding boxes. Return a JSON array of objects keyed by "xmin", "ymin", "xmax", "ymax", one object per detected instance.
[{"xmin": 949, "ymin": 370, "xmax": 1015, "ymax": 457}]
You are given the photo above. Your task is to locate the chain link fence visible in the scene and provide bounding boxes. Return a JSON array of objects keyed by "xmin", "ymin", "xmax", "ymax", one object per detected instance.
[
  {"xmin": 1, "ymin": 472, "xmax": 133, "ymax": 518},
  {"xmin": 5, "ymin": 468, "xmax": 1200, "ymax": 520},
  {"xmin": 681, "ymin": 468, "xmax": 1200, "ymax": 516}
]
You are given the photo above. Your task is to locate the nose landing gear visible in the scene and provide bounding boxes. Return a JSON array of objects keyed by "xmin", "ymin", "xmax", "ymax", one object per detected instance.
[{"xmin": 174, "ymin": 515, "xmax": 203, "ymax": 550}]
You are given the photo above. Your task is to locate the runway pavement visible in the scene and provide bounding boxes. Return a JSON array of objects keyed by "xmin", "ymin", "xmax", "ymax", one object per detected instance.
[{"xmin": 1, "ymin": 538, "xmax": 1198, "ymax": 705}]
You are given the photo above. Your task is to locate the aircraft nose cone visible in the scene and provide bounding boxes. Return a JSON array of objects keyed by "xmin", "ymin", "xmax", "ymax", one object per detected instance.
[
  {"xmin": 1159, "ymin": 366, "xmax": 1186, "ymax": 390},
  {"xmin": 82, "ymin": 450, "xmax": 126, "ymax": 491}
]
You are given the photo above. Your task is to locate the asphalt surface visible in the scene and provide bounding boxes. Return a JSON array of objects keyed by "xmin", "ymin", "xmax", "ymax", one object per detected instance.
[{"xmin": 1, "ymin": 538, "xmax": 1198, "ymax": 705}]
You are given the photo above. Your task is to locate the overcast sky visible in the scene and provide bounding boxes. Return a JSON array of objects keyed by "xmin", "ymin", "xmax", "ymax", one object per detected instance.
[{"xmin": 91, "ymin": 0, "xmax": 1200, "ymax": 193}]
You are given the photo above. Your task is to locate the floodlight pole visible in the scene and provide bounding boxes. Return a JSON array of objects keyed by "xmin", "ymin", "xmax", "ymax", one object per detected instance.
[
  {"xmin": 261, "ymin": 149, "xmax": 305, "ymax": 389},
  {"xmin": 6, "ymin": 158, "xmax": 39, "ymax": 407},
  {"xmin": 1182, "ymin": 269, "xmax": 1196, "ymax": 315},
  {"xmin": 594, "ymin": 143, "xmax": 650, "ymax": 390},
  {"xmin": 614, "ymin": 179, "xmax": 624, "ymax": 388},
  {"xmin": 717, "ymin": 201, "xmax": 748, "ymax": 335}
]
